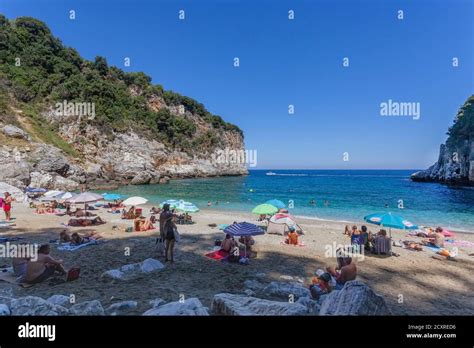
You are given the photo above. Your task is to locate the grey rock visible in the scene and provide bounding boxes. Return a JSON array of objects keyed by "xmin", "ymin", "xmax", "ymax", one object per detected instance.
[
  {"xmin": 211, "ymin": 293, "xmax": 308, "ymax": 316},
  {"xmin": 319, "ymin": 280, "xmax": 391, "ymax": 316},
  {"xmin": 0, "ymin": 304, "xmax": 10, "ymax": 315},
  {"xmin": 244, "ymin": 279, "xmax": 265, "ymax": 291},
  {"xmin": 106, "ymin": 301, "xmax": 138, "ymax": 315},
  {"xmin": 101, "ymin": 258, "xmax": 165, "ymax": 281},
  {"xmin": 143, "ymin": 298, "xmax": 209, "ymax": 316},
  {"xmin": 262, "ymin": 281, "xmax": 310, "ymax": 300},
  {"xmin": 10, "ymin": 296, "xmax": 69, "ymax": 316},
  {"xmin": 296, "ymin": 296, "xmax": 321, "ymax": 315},
  {"xmin": 0, "ymin": 182, "xmax": 25, "ymax": 201},
  {"xmin": 47, "ymin": 295, "xmax": 71, "ymax": 307},
  {"xmin": 69, "ymin": 300, "xmax": 105, "ymax": 316},
  {"xmin": 2, "ymin": 125, "xmax": 29, "ymax": 140},
  {"xmin": 130, "ymin": 172, "xmax": 152, "ymax": 185},
  {"xmin": 148, "ymin": 298, "xmax": 166, "ymax": 308}
]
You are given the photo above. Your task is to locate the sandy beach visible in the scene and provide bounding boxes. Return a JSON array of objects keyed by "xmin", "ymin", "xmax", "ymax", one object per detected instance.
[{"xmin": 1, "ymin": 202, "xmax": 474, "ymax": 315}]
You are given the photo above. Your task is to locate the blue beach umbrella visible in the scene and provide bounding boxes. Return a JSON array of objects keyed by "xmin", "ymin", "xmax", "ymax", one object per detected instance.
[
  {"xmin": 223, "ymin": 222, "xmax": 265, "ymax": 237},
  {"xmin": 265, "ymin": 199, "xmax": 286, "ymax": 209},
  {"xmin": 102, "ymin": 193, "xmax": 125, "ymax": 201},
  {"xmin": 26, "ymin": 187, "xmax": 47, "ymax": 193},
  {"xmin": 364, "ymin": 212, "xmax": 418, "ymax": 238}
]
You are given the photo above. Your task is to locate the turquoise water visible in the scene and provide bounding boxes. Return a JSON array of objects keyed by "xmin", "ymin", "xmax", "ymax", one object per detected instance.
[{"xmin": 103, "ymin": 170, "xmax": 474, "ymax": 232}]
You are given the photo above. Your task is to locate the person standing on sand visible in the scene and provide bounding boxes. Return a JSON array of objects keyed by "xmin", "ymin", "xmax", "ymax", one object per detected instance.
[
  {"xmin": 3, "ymin": 192, "xmax": 14, "ymax": 221},
  {"xmin": 159, "ymin": 204, "xmax": 175, "ymax": 258}
]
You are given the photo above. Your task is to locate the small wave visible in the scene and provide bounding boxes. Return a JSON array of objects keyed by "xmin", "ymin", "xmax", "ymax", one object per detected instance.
[{"xmin": 269, "ymin": 174, "xmax": 309, "ymax": 177}]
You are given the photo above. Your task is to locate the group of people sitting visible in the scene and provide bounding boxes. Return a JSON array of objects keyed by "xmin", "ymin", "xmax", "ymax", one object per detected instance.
[
  {"xmin": 121, "ymin": 206, "xmax": 142, "ymax": 220},
  {"xmin": 309, "ymin": 254, "xmax": 358, "ymax": 300},
  {"xmin": 176, "ymin": 213, "xmax": 193, "ymax": 225},
  {"xmin": 35, "ymin": 201, "xmax": 61, "ymax": 214},
  {"xmin": 220, "ymin": 231, "xmax": 256, "ymax": 261},
  {"xmin": 344, "ymin": 225, "xmax": 392, "ymax": 255}
]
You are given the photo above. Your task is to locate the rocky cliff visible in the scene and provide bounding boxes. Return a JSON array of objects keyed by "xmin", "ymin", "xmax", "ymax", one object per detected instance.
[
  {"xmin": 0, "ymin": 16, "xmax": 247, "ymax": 190},
  {"xmin": 411, "ymin": 95, "xmax": 474, "ymax": 186}
]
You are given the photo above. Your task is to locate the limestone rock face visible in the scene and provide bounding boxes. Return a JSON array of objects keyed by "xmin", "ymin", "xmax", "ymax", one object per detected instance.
[{"xmin": 2, "ymin": 125, "xmax": 30, "ymax": 140}]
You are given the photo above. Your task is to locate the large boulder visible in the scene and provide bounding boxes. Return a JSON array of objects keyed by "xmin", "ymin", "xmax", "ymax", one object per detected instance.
[
  {"xmin": 10, "ymin": 296, "xmax": 69, "ymax": 316},
  {"xmin": 143, "ymin": 298, "xmax": 209, "ymax": 316},
  {"xmin": 319, "ymin": 280, "xmax": 391, "ymax": 316},
  {"xmin": 0, "ymin": 182, "xmax": 25, "ymax": 201},
  {"xmin": 0, "ymin": 160, "xmax": 31, "ymax": 186},
  {"xmin": 30, "ymin": 145, "xmax": 70, "ymax": 176},
  {"xmin": 2, "ymin": 125, "xmax": 30, "ymax": 140},
  {"xmin": 296, "ymin": 296, "xmax": 320, "ymax": 315},
  {"xmin": 262, "ymin": 281, "xmax": 310, "ymax": 300},
  {"xmin": 211, "ymin": 293, "xmax": 308, "ymax": 316},
  {"xmin": 52, "ymin": 175, "xmax": 79, "ymax": 191},
  {"xmin": 130, "ymin": 172, "xmax": 152, "ymax": 185},
  {"xmin": 29, "ymin": 171, "xmax": 53, "ymax": 189},
  {"xmin": 101, "ymin": 258, "xmax": 165, "ymax": 281},
  {"xmin": 106, "ymin": 301, "xmax": 138, "ymax": 315},
  {"xmin": 69, "ymin": 300, "xmax": 105, "ymax": 316}
]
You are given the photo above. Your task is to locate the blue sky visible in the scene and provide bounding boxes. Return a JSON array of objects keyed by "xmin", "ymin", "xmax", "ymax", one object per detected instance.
[{"xmin": 1, "ymin": 0, "xmax": 473, "ymax": 169}]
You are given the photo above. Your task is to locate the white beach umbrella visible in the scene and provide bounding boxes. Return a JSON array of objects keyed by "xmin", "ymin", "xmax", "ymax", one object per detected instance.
[
  {"xmin": 54, "ymin": 192, "xmax": 77, "ymax": 200},
  {"xmin": 66, "ymin": 192, "xmax": 103, "ymax": 204},
  {"xmin": 44, "ymin": 190, "xmax": 64, "ymax": 197},
  {"xmin": 122, "ymin": 196, "xmax": 148, "ymax": 206}
]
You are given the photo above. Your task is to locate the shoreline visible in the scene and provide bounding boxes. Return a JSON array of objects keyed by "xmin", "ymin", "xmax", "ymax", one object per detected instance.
[{"xmin": 0, "ymin": 202, "xmax": 474, "ymax": 315}]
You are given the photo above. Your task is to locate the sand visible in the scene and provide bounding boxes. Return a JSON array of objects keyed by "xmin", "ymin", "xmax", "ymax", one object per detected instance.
[{"xmin": 1, "ymin": 202, "xmax": 474, "ymax": 315}]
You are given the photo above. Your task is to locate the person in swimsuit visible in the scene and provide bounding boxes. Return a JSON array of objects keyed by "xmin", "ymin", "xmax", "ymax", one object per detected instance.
[
  {"xmin": 3, "ymin": 192, "xmax": 13, "ymax": 221},
  {"xmin": 326, "ymin": 255, "xmax": 357, "ymax": 290},
  {"xmin": 25, "ymin": 244, "xmax": 67, "ymax": 284}
]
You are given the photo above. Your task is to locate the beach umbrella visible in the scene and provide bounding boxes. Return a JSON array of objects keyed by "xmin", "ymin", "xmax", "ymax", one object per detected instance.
[
  {"xmin": 265, "ymin": 199, "xmax": 286, "ymax": 209},
  {"xmin": 364, "ymin": 212, "xmax": 418, "ymax": 238},
  {"xmin": 54, "ymin": 192, "xmax": 76, "ymax": 200},
  {"xmin": 252, "ymin": 203, "xmax": 278, "ymax": 215},
  {"xmin": 122, "ymin": 196, "xmax": 148, "ymax": 206},
  {"xmin": 66, "ymin": 192, "xmax": 103, "ymax": 211},
  {"xmin": 159, "ymin": 199, "xmax": 180, "ymax": 209},
  {"xmin": 269, "ymin": 213, "xmax": 297, "ymax": 226},
  {"xmin": 223, "ymin": 222, "xmax": 264, "ymax": 258},
  {"xmin": 44, "ymin": 190, "xmax": 64, "ymax": 197},
  {"xmin": 175, "ymin": 201, "xmax": 199, "ymax": 213},
  {"xmin": 102, "ymin": 193, "xmax": 125, "ymax": 201},
  {"xmin": 26, "ymin": 187, "xmax": 47, "ymax": 193}
]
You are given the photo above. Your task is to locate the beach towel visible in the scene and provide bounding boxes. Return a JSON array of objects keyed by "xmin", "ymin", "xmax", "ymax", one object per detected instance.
[
  {"xmin": 445, "ymin": 239, "xmax": 474, "ymax": 249},
  {"xmin": 205, "ymin": 249, "xmax": 229, "ymax": 261},
  {"xmin": 0, "ymin": 237, "xmax": 23, "ymax": 243},
  {"xmin": 0, "ymin": 268, "xmax": 34, "ymax": 288},
  {"xmin": 57, "ymin": 240, "xmax": 99, "ymax": 251},
  {"xmin": 280, "ymin": 239, "xmax": 305, "ymax": 247},
  {"xmin": 424, "ymin": 244, "xmax": 441, "ymax": 253}
]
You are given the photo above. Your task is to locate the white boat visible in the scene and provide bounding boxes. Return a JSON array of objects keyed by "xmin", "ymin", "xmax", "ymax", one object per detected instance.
[{"xmin": 266, "ymin": 171, "xmax": 277, "ymax": 176}]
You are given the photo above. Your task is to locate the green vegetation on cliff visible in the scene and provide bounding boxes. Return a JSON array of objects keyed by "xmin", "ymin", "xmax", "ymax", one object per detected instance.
[
  {"xmin": 0, "ymin": 15, "xmax": 242, "ymax": 152},
  {"xmin": 447, "ymin": 95, "xmax": 474, "ymax": 148}
]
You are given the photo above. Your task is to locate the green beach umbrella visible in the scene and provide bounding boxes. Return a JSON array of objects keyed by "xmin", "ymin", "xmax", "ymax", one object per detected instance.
[{"xmin": 252, "ymin": 203, "xmax": 278, "ymax": 215}]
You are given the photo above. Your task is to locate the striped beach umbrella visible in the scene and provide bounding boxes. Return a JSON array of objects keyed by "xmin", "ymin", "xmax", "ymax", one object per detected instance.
[{"xmin": 223, "ymin": 222, "xmax": 265, "ymax": 237}]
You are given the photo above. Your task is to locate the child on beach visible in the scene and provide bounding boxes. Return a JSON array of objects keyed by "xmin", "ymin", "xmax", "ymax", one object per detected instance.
[
  {"xmin": 309, "ymin": 272, "xmax": 332, "ymax": 300},
  {"xmin": 285, "ymin": 226, "xmax": 299, "ymax": 245}
]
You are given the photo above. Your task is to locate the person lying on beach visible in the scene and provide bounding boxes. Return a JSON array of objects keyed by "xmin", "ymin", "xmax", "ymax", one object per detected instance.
[
  {"xmin": 150, "ymin": 206, "xmax": 161, "ymax": 214},
  {"xmin": 309, "ymin": 272, "xmax": 332, "ymax": 300},
  {"xmin": 402, "ymin": 240, "xmax": 424, "ymax": 251},
  {"xmin": 221, "ymin": 234, "xmax": 238, "ymax": 253},
  {"xmin": 326, "ymin": 255, "xmax": 357, "ymax": 289},
  {"xmin": 60, "ymin": 230, "xmax": 102, "ymax": 244},
  {"xmin": 72, "ymin": 208, "xmax": 97, "ymax": 218},
  {"xmin": 35, "ymin": 203, "xmax": 48, "ymax": 214},
  {"xmin": 25, "ymin": 244, "xmax": 67, "ymax": 284},
  {"xmin": 285, "ymin": 226, "xmax": 299, "ymax": 245},
  {"xmin": 67, "ymin": 216, "xmax": 105, "ymax": 227},
  {"xmin": 422, "ymin": 230, "xmax": 445, "ymax": 248}
]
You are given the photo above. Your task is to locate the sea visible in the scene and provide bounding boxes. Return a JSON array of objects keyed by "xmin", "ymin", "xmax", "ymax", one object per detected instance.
[{"xmin": 103, "ymin": 170, "xmax": 474, "ymax": 232}]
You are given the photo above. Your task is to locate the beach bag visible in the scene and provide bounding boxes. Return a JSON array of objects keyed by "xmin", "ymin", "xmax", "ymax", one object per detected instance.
[
  {"xmin": 67, "ymin": 267, "xmax": 80, "ymax": 282},
  {"xmin": 173, "ymin": 226, "xmax": 181, "ymax": 243}
]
